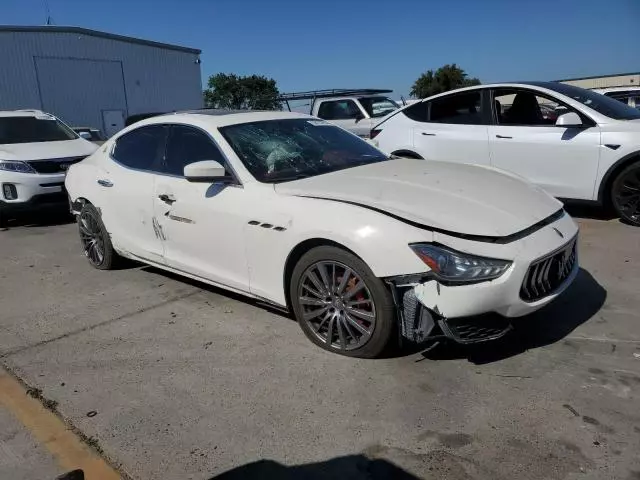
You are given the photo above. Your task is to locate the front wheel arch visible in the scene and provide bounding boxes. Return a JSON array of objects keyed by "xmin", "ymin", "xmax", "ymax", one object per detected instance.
[
  {"xmin": 283, "ymin": 238, "xmax": 363, "ymax": 312},
  {"xmin": 598, "ymin": 152, "xmax": 640, "ymax": 206}
]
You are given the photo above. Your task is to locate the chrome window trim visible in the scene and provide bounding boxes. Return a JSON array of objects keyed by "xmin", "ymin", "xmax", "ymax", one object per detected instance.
[{"xmin": 108, "ymin": 122, "xmax": 244, "ymax": 187}]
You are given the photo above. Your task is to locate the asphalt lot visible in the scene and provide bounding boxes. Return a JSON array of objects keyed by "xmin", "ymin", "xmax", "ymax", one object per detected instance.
[{"xmin": 1, "ymin": 207, "xmax": 639, "ymax": 480}]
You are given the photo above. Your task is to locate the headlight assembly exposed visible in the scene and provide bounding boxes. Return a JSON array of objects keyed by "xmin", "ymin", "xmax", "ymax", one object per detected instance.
[{"xmin": 410, "ymin": 243, "xmax": 511, "ymax": 283}]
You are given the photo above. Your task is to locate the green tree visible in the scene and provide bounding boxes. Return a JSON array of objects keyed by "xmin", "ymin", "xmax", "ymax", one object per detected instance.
[
  {"xmin": 410, "ymin": 64, "xmax": 481, "ymax": 98},
  {"xmin": 203, "ymin": 73, "xmax": 281, "ymax": 110}
]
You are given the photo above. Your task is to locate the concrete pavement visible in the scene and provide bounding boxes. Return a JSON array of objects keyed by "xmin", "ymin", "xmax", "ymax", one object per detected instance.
[{"xmin": 0, "ymin": 209, "xmax": 639, "ymax": 479}]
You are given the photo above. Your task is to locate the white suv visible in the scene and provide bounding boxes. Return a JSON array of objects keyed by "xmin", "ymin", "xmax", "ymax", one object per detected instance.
[
  {"xmin": 0, "ymin": 110, "xmax": 97, "ymax": 226},
  {"xmin": 372, "ymin": 82, "xmax": 640, "ymax": 226}
]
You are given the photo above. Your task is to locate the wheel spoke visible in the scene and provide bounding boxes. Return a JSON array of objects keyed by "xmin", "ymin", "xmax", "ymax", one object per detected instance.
[
  {"xmin": 347, "ymin": 298, "xmax": 372, "ymax": 308},
  {"xmin": 336, "ymin": 267, "xmax": 352, "ymax": 295},
  {"xmin": 299, "ymin": 296, "xmax": 326, "ymax": 307},
  {"xmin": 341, "ymin": 316, "xmax": 357, "ymax": 342},
  {"xmin": 316, "ymin": 263, "xmax": 332, "ymax": 293},
  {"xmin": 305, "ymin": 271, "xmax": 328, "ymax": 296},
  {"xmin": 343, "ymin": 281, "xmax": 365, "ymax": 300},
  {"xmin": 326, "ymin": 317, "xmax": 335, "ymax": 345},
  {"xmin": 336, "ymin": 316, "xmax": 347, "ymax": 350},
  {"xmin": 315, "ymin": 311, "xmax": 331, "ymax": 332},
  {"xmin": 345, "ymin": 313, "xmax": 372, "ymax": 336},
  {"xmin": 302, "ymin": 284, "xmax": 324, "ymax": 300},
  {"xmin": 346, "ymin": 306, "xmax": 375, "ymax": 321},
  {"xmin": 303, "ymin": 306, "xmax": 329, "ymax": 321}
]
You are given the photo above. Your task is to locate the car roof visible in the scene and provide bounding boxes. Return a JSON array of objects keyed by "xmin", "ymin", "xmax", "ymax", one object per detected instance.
[
  {"xmin": 0, "ymin": 109, "xmax": 51, "ymax": 118},
  {"xmin": 139, "ymin": 110, "xmax": 315, "ymax": 129}
]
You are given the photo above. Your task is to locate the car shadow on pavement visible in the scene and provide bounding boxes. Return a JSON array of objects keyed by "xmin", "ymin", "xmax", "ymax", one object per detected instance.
[
  {"xmin": 419, "ymin": 268, "xmax": 606, "ymax": 365},
  {"xmin": 562, "ymin": 201, "xmax": 616, "ymax": 221},
  {"xmin": 209, "ymin": 456, "xmax": 420, "ymax": 480},
  {"xmin": 1, "ymin": 208, "xmax": 75, "ymax": 229}
]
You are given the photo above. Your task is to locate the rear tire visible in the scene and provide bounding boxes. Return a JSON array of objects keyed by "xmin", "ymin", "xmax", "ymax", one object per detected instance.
[
  {"xmin": 611, "ymin": 160, "xmax": 640, "ymax": 226},
  {"xmin": 289, "ymin": 246, "xmax": 396, "ymax": 358},
  {"xmin": 77, "ymin": 203, "xmax": 120, "ymax": 269}
]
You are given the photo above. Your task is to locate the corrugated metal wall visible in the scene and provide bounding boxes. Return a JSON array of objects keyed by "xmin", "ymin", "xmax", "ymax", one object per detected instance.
[
  {"xmin": 0, "ymin": 30, "xmax": 202, "ymax": 133},
  {"xmin": 560, "ymin": 74, "xmax": 640, "ymax": 90}
]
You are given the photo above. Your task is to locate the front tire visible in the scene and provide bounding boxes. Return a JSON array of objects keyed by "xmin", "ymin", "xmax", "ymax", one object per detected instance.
[
  {"xmin": 77, "ymin": 203, "xmax": 120, "ymax": 269},
  {"xmin": 611, "ymin": 160, "xmax": 640, "ymax": 226},
  {"xmin": 289, "ymin": 246, "xmax": 395, "ymax": 358}
]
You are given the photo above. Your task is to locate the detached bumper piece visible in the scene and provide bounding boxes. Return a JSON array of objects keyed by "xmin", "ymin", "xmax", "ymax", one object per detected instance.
[
  {"xmin": 438, "ymin": 315, "xmax": 512, "ymax": 344},
  {"xmin": 387, "ymin": 276, "xmax": 513, "ymax": 345}
]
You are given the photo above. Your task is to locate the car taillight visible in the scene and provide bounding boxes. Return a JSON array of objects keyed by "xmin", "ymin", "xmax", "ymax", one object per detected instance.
[{"xmin": 370, "ymin": 128, "xmax": 381, "ymax": 139}]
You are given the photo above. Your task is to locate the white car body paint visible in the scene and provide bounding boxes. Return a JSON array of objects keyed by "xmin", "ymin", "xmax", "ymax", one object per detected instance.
[
  {"xmin": 65, "ymin": 111, "xmax": 579, "ymax": 329},
  {"xmin": 373, "ymin": 82, "xmax": 640, "ymax": 202}
]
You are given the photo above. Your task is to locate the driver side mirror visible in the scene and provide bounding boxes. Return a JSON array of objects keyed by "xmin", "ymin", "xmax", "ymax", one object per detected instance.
[
  {"xmin": 556, "ymin": 112, "xmax": 584, "ymax": 128},
  {"xmin": 354, "ymin": 111, "xmax": 365, "ymax": 122},
  {"xmin": 184, "ymin": 160, "xmax": 230, "ymax": 183},
  {"xmin": 78, "ymin": 131, "xmax": 92, "ymax": 140}
]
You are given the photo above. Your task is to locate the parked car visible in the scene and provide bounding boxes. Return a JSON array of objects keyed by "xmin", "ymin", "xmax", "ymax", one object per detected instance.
[
  {"xmin": 72, "ymin": 126, "xmax": 105, "ymax": 143},
  {"xmin": 66, "ymin": 110, "xmax": 579, "ymax": 358},
  {"xmin": 0, "ymin": 110, "xmax": 98, "ymax": 227},
  {"xmin": 593, "ymin": 86, "xmax": 640, "ymax": 110},
  {"xmin": 371, "ymin": 82, "xmax": 640, "ymax": 226},
  {"xmin": 280, "ymin": 89, "xmax": 400, "ymax": 138}
]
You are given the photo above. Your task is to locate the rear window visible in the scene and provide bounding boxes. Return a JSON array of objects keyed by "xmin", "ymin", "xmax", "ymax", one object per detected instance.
[{"xmin": 0, "ymin": 115, "xmax": 77, "ymax": 144}]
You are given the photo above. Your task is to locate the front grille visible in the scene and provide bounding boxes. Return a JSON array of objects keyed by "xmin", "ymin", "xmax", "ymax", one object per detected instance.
[
  {"xmin": 520, "ymin": 237, "xmax": 577, "ymax": 302},
  {"xmin": 26, "ymin": 156, "xmax": 85, "ymax": 174},
  {"xmin": 438, "ymin": 315, "xmax": 512, "ymax": 344}
]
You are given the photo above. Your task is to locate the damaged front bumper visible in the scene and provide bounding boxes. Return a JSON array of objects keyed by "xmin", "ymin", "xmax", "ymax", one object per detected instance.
[{"xmin": 385, "ymin": 237, "xmax": 579, "ymax": 345}]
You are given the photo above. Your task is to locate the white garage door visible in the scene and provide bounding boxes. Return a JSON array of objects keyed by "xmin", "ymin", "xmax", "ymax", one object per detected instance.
[{"xmin": 34, "ymin": 57, "xmax": 127, "ymax": 133}]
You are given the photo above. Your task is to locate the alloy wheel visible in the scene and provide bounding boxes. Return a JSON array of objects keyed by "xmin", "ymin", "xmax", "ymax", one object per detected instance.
[
  {"xmin": 297, "ymin": 261, "xmax": 376, "ymax": 351},
  {"xmin": 614, "ymin": 167, "xmax": 640, "ymax": 224},
  {"xmin": 79, "ymin": 210, "xmax": 105, "ymax": 266}
]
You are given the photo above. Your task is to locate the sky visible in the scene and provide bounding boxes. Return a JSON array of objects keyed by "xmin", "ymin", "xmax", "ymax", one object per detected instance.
[{"xmin": 1, "ymin": 0, "xmax": 638, "ymax": 98}]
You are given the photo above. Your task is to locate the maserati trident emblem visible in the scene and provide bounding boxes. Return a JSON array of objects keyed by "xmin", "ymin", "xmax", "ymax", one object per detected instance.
[{"xmin": 553, "ymin": 227, "xmax": 564, "ymax": 239}]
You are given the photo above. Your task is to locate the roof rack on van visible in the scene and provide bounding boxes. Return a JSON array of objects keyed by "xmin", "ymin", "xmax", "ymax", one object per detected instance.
[{"xmin": 278, "ymin": 89, "xmax": 392, "ymax": 111}]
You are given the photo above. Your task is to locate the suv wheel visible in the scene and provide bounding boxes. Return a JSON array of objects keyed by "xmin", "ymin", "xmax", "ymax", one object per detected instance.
[{"xmin": 611, "ymin": 160, "xmax": 640, "ymax": 226}]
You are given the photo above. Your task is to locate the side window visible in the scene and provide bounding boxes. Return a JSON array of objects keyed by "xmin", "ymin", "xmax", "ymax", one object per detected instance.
[
  {"xmin": 494, "ymin": 89, "xmax": 576, "ymax": 126},
  {"xmin": 111, "ymin": 125, "xmax": 166, "ymax": 170},
  {"xmin": 428, "ymin": 92, "xmax": 483, "ymax": 125},
  {"xmin": 163, "ymin": 125, "xmax": 227, "ymax": 177},
  {"xmin": 402, "ymin": 101, "xmax": 428, "ymax": 122},
  {"xmin": 317, "ymin": 100, "xmax": 361, "ymax": 120}
]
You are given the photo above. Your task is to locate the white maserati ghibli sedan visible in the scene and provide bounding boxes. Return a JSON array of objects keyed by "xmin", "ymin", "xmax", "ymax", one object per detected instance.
[{"xmin": 65, "ymin": 111, "xmax": 579, "ymax": 358}]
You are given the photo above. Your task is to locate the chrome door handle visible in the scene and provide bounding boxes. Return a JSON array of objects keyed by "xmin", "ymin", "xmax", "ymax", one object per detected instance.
[
  {"xmin": 421, "ymin": 132, "xmax": 436, "ymax": 136},
  {"xmin": 495, "ymin": 135, "xmax": 512, "ymax": 139},
  {"xmin": 158, "ymin": 194, "xmax": 176, "ymax": 205},
  {"xmin": 97, "ymin": 179, "xmax": 113, "ymax": 187}
]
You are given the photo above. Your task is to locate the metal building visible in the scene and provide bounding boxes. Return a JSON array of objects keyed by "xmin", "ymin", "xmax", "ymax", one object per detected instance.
[
  {"xmin": 0, "ymin": 25, "xmax": 203, "ymax": 137},
  {"xmin": 556, "ymin": 72, "xmax": 640, "ymax": 90}
]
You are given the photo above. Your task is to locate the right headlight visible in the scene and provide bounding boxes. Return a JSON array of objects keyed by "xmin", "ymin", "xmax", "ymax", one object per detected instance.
[
  {"xmin": 0, "ymin": 160, "xmax": 37, "ymax": 174},
  {"xmin": 410, "ymin": 243, "xmax": 512, "ymax": 283}
]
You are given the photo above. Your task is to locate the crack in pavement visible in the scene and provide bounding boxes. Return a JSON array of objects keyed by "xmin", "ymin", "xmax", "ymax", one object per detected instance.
[{"xmin": 0, "ymin": 289, "xmax": 200, "ymax": 359}]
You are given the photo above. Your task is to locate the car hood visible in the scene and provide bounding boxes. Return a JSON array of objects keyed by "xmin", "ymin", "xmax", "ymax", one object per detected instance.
[
  {"xmin": 0, "ymin": 138, "xmax": 97, "ymax": 161},
  {"xmin": 275, "ymin": 158, "xmax": 563, "ymax": 237}
]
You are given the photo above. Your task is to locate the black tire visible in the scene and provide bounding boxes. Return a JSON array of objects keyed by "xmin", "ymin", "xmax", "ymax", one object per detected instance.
[
  {"xmin": 0, "ymin": 205, "xmax": 6, "ymax": 229},
  {"xmin": 77, "ymin": 203, "xmax": 120, "ymax": 269},
  {"xmin": 611, "ymin": 160, "xmax": 640, "ymax": 226},
  {"xmin": 289, "ymin": 246, "xmax": 396, "ymax": 358}
]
